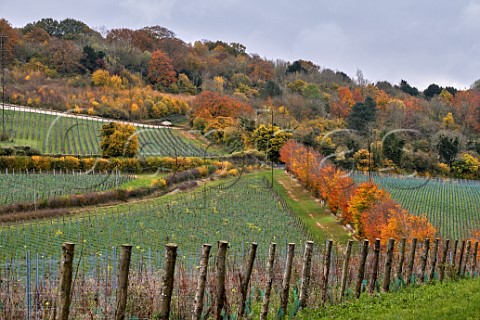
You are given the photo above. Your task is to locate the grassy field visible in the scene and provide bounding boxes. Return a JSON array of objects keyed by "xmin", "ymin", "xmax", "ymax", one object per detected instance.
[
  {"xmin": 354, "ymin": 173, "xmax": 480, "ymax": 240},
  {"xmin": 1, "ymin": 108, "xmax": 205, "ymax": 157},
  {"xmin": 298, "ymin": 277, "xmax": 480, "ymax": 320}
]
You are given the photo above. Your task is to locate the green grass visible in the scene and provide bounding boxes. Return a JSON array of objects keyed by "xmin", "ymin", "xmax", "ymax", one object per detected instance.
[
  {"xmin": 354, "ymin": 173, "xmax": 480, "ymax": 240},
  {"xmin": 297, "ymin": 278, "xmax": 480, "ymax": 320},
  {"xmin": 117, "ymin": 173, "xmax": 167, "ymax": 190},
  {"xmin": 265, "ymin": 169, "xmax": 352, "ymax": 244}
]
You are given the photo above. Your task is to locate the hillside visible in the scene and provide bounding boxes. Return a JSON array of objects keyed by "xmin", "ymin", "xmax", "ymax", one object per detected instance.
[{"xmin": 0, "ymin": 17, "xmax": 478, "ymax": 181}]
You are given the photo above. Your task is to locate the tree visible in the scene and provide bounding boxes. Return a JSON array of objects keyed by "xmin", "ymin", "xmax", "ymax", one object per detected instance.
[
  {"xmin": 252, "ymin": 124, "xmax": 292, "ymax": 162},
  {"xmin": 147, "ymin": 50, "xmax": 177, "ymax": 89},
  {"xmin": 442, "ymin": 112, "xmax": 455, "ymax": 129},
  {"xmin": 100, "ymin": 122, "xmax": 138, "ymax": 158},
  {"xmin": 346, "ymin": 97, "xmax": 376, "ymax": 134},
  {"xmin": 47, "ymin": 38, "xmax": 82, "ymax": 74},
  {"xmin": 0, "ymin": 19, "xmax": 18, "ymax": 66},
  {"xmin": 382, "ymin": 133, "xmax": 405, "ymax": 166},
  {"xmin": 399, "ymin": 80, "xmax": 419, "ymax": 96},
  {"xmin": 423, "ymin": 83, "xmax": 442, "ymax": 100},
  {"xmin": 437, "ymin": 134, "xmax": 459, "ymax": 166},
  {"xmin": 80, "ymin": 45, "xmax": 106, "ymax": 73}
]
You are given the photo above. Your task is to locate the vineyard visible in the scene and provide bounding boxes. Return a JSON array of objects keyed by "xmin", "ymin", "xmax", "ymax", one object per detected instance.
[
  {"xmin": 354, "ymin": 172, "xmax": 480, "ymax": 240},
  {"xmin": 0, "ymin": 174, "xmax": 307, "ymax": 262},
  {"xmin": 1, "ymin": 107, "xmax": 205, "ymax": 157},
  {"xmin": 0, "ymin": 169, "xmax": 133, "ymax": 206}
]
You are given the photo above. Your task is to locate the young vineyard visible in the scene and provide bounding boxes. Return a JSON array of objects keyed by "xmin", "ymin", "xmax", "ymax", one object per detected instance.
[
  {"xmin": 0, "ymin": 169, "xmax": 133, "ymax": 206},
  {"xmin": 354, "ymin": 172, "xmax": 480, "ymax": 240},
  {"xmin": 0, "ymin": 175, "xmax": 307, "ymax": 263},
  {"xmin": 1, "ymin": 107, "xmax": 205, "ymax": 157}
]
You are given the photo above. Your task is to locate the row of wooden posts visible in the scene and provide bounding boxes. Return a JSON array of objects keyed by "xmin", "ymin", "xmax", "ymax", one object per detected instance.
[{"xmin": 55, "ymin": 237, "xmax": 479, "ymax": 320}]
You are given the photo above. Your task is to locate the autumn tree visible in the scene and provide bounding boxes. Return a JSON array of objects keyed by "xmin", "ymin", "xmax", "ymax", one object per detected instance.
[
  {"xmin": 252, "ymin": 124, "xmax": 292, "ymax": 162},
  {"xmin": 347, "ymin": 181, "xmax": 389, "ymax": 236},
  {"xmin": 147, "ymin": 50, "xmax": 177, "ymax": 89},
  {"xmin": 0, "ymin": 19, "xmax": 19, "ymax": 65},
  {"xmin": 100, "ymin": 122, "xmax": 138, "ymax": 158}
]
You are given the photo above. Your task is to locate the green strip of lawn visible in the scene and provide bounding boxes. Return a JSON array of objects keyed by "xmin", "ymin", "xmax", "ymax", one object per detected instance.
[{"xmin": 298, "ymin": 278, "xmax": 480, "ymax": 320}]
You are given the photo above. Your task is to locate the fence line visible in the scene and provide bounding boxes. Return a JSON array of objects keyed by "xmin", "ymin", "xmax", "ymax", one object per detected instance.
[{"xmin": 0, "ymin": 237, "xmax": 479, "ymax": 319}]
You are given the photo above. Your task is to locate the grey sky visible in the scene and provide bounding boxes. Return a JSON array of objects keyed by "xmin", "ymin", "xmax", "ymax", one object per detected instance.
[{"xmin": 2, "ymin": 0, "xmax": 479, "ymax": 90}]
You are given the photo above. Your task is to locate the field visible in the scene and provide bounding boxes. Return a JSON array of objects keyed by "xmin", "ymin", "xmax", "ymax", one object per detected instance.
[
  {"xmin": 1, "ymin": 107, "xmax": 205, "ymax": 157},
  {"xmin": 354, "ymin": 172, "xmax": 480, "ymax": 240},
  {"xmin": 0, "ymin": 170, "xmax": 133, "ymax": 206},
  {"xmin": 0, "ymin": 174, "xmax": 307, "ymax": 263}
]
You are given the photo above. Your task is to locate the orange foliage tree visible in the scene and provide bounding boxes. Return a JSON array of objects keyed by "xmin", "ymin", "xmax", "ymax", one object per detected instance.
[
  {"xmin": 347, "ymin": 181, "xmax": 389, "ymax": 236},
  {"xmin": 147, "ymin": 50, "xmax": 177, "ymax": 88}
]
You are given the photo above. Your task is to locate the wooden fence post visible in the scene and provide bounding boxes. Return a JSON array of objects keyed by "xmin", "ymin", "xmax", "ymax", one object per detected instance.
[
  {"xmin": 382, "ymin": 238, "xmax": 395, "ymax": 292},
  {"xmin": 406, "ymin": 238, "xmax": 417, "ymax": 285},
  {"xmin": 450, "ymin": 239, "xmax": 459, "ymax": 278},
  {"xmin": 457, "ymin": 240, "xmax": 466, "ymax": 276},
  {"xmin": 472, "ymin": 242, "xmax": 479, "ymax": 278},
  {"xmin": 439, "ymin": 239, "xmax": 450, "ymax": 282},
  {"xmin": 396, "ymin": 237, "xmax": 406, "ymax": 281},
  {"xmin": 418, "ymin": 238, "xmax": 430, "ymax": 284},
  {"xmin": 158, "ymin": 243, "xmax": 178, "ymax": 320},
  {"xmin": 215, "ymin": 241, "xmax": 229, "ymax": 320},
  {"xmin": 340, "ymin": 240, "xmax": 354, "ymax": 301},
  {"xmin": 355, "ymin": 240, "xmax": 369, "ymax": 298},
  {"xmin": 260, "ymin": 243, "xmax": 276, "ymax": 320},
  {"xmin": 280, "ymin": 243, "xmax": 295, "ymax": 318},
  {"xmin": 299, "ymin": 241, "xmax": 314, "ymax": 308},
  {"xmin": 429, "ymin": 238, "xmax": 439, "ymax": 282},
  {"xmin": 368, "ymin": 239, "xmax": 381, "ymax": 294},
  {"xmin": 321, "ymin": 240, "xmax": 333, "ymax": 306},
  {"xmin": 462, "ymin": 240, "xmax": 472, "ymax": 277},
  {"xmin": 192, "ymin": 244, "xmax": 212, "ymax": 320},
  {"xmin": 238, "ymin": 242, "xmax": 258, "ymax": 318},
  {"xmin": 115, "ymin": 244, "xmax": 132, "ymax": 320},
  {"xmin": 57, "ymin": 242, "xmax": 75, "ymax": 320}
]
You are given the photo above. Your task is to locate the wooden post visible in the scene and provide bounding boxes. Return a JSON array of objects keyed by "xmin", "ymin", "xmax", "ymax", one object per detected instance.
[
  {"xmin": 406, "ymin": 238, "xmax": 417, "ymax": 285},
  {"xmin": 299, "ymin": 241, "xmax": 314, "ymax": 308},
  {"xmin": 457, "ymin": 240, "xmax": 466, "ymax": 276},
  {"xmin": 340, "ymin": 240, "xmax": 354, "ymax": 301},
  {"xmin": 238, "ymin": 242, "xmax": 258, "ymax": 318},
  {"xmin": 382, "ymin": 238, "xmax": 395, "ymax": 292},
  {"xmin": 439, "ymin": 239, "xmax": 450, "ymax": 282},
  {"xmin": 158, "ymin": 243, "xmax": 178, "ymax": 320},
  {"xmin": 260, "ymin": 243, "xmax": 276, "ymax": 320},
  {"xmin": 321, "ymin": 240, "xmax": 333, "ymax": 306},
  {"xmin": 215, "ymin": 241, "xmax": 228, "ymax": 320},
  {"xmin": 472, "ymin": 242, "xmax": 479, "ymax": 278},
  {"xmin": 396, "ymin": 237, "xmax": 407, "ymax": 280},
  {"xmin": 450, "ymin": 239, "xmax": 459, "ymax": 278},
  {"xmin": 462, "ymin": 240, "xmax": 472, "ymax": 277},
  {"xmin": 429, "ymin": 239, "xmax": 439, "ymax": 282},
  {"xmin": 280, "ymin": 243, "xmax": 295, "ymax": 318},
  {"xmin": 192, "ymin": 244, "xmax": 212, "ymax": 320},
  {"xmin": 355, "ymin": 239, "xmax": 369, "ymax": 298},
  {"xmin": 368, "ymin": 239, "xmax": 381, "ymax": 294},
  {"xmin": 115, "ymin": 244, "xmax": 132, "ymax": 320},
  {"xmin": 418, "ymin": 238, "xmax": 430, "ymax": 284},
  {"xmin": 58, "ymin": 242, "xmax": 75, "ymax": 320}
]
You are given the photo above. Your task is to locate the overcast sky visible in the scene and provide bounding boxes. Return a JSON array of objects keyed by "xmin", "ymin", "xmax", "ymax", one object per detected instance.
[{"xmin": 2, "ymin": 0, "xmax": 480, "ymax": 90}]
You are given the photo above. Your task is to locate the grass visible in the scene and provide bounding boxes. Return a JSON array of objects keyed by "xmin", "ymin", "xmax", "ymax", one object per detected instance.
[
  {"xmin": 297, "ymin": 278, "xmax": 480, "ymax": 320},
  {"xmin": 264, "ymin": 169, "xmax": 352, "ymax": 244}
]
